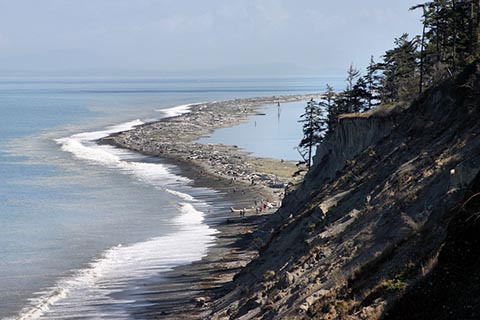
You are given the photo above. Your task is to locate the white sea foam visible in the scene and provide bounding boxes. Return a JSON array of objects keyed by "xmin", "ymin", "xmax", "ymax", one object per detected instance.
[
  {"xmin": 16, "ymin": 203, "xmax": 217, "ymax": 320},
  {"xmin": 32, "ymin": 112, "xmax": 218, "ymax": 319},
  {"xmin": 156, "ymin": 102, "xmax": 206, "ymax": 118},
  {"xmin": 54, "ymin": 119, "xmax": 143, "ymax": 166},
  {"xmin": 165, "ymin": 188, "xmax": 196, "ymax": 201},
  {"xmin": 55, "ymin": 119, "xmax": 191, "ymax": 185},
  {"xmin": 70, "ymin": 119, "xmax": 144, "ymax": 141},
  {"xmin": 57, "ymin": 138, "xmax": 121, "ymax": 166}
]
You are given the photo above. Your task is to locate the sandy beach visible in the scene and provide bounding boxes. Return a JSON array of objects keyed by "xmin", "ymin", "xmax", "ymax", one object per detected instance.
[{"xmin": 99, "ymin": 94, "xmax": 320, "ymax": 318}]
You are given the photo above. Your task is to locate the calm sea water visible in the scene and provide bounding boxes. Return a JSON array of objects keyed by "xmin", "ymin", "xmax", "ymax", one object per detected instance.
[
  {"xmin": 0, "ymin": 76, "xmax": 343, "ymax": 319},
  {"xmin": 198, "ymin": 100, "xmax": 309, "ymax": 161}
]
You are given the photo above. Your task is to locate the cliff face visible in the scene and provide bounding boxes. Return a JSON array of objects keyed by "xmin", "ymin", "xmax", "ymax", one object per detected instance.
[
  {"xmin": 290, "ymin": 104, "xmax": 403, "ymax": 208},
  {"xmin": 205, "ymin": 64, "xmax": 480, "ymax": 319},
  {"xmin": 385, "ymin": 172, "xmax": 480, "ymax": 319}
]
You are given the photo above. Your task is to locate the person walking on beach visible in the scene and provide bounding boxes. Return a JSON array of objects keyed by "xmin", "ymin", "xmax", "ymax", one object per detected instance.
[{"xmin": 239, "ymin": 208, "xmax": 246, "ymax": 218}]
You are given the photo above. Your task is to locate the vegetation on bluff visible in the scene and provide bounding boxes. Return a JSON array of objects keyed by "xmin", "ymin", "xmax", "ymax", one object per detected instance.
[
  {"xmin": 298, "ymin": 0, "xmax": 480, "ymax": 163},
  {"xmin": 229, "ymin": 2, "xmax": 480, "ymax": 319}
]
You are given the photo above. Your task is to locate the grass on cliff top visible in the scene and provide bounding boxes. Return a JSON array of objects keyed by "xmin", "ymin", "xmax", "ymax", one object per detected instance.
[
  {"xmin": 339, "ymin": 102, "xmax": 407, "ymax": 119},
  {"xmin": 248, "ymin": 157, "xmax": 301, "ymax": 181}
]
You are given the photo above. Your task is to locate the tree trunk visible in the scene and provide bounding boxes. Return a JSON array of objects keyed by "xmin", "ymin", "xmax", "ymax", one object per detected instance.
[
  {"xmin": 308, "ymin": 107, "xmax": 314, "ymax": 168},
  {"xmin": 469, "ymin": 1, "xmax": 475, "ymax": 55},
  {"xmin": 420, "ymin": 6, "xmax": 427, "ymax": 94},
  {"xmin": 452, "ymin": 0, "xmax": 457, "ymax": 73},
  {"xmin": 477, "ymin": 0, "xmax": 480, "ymax": 55}
]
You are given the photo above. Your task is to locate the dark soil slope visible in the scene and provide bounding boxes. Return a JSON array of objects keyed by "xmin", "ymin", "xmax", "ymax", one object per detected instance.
[
  {"xmin": 385, "ymin": 172, "xmax": 480, "ymax": 320},
  {"xmin": 203, "ymin": 63, "xmax": 480, "ymax": 319}
]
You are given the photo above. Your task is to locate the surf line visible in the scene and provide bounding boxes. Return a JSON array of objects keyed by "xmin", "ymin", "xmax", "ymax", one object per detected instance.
[
  {"xmin": 16, "ymin": 202, "xmax": 217, "ymax": 320},
  {"xmin": 15, "ymin": 103, "xmax": 219, "ymax": 319}
]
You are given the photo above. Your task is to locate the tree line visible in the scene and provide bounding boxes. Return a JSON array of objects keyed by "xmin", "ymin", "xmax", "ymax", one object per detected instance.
[{"xmin": 298, "ymin": 0, "xmax": 480, "ymax": 167}]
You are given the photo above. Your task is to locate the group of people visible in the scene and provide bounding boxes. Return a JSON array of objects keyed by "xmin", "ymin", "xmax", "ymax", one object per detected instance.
[
  {"xmin": 255, "ymin": 199, "xmax": 274, "ymax": 213},
  {"xmin": 229, "ymin": 199, "xmax": 277, "ymax": 219}
]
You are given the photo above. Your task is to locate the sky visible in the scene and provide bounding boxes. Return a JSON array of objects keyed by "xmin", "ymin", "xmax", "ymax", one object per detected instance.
[{"xmin": 0, "ymin": 0, "xmax": 423, "ymax": 77}]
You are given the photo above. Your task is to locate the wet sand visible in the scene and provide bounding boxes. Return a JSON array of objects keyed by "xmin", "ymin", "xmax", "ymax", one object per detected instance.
[{"xmin": 99, "ymin": 94, "xmax": 319, "ymax": 318}]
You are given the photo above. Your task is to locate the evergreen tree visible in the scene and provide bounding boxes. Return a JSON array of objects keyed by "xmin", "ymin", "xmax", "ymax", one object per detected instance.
[
  {"xmin": 412, "ymin": 0, "xmax": 480, "ymax": 86},
  {"xmin": 411, "ymin": 4, "xmax": 428, "ymax": 93},
  {"xmin": 351, "ymin": 77, "xmax": 371, "ymax": 112},
  {"xmin": 320, "ymin": 0, "xmax": 480, "ymax": 114},
  {"xmin": 298, "ymin": 99, "xmax": 326, "ymax": 168},
  {"xmin": 324, "ymin": 84, "xmax": 340, "ymax": 134},
  {"xmin": 332, "ymin": 92, "xmax": 349, "ymax": 117},
  {"xmin": 337, "ymin": 64, "xmax": 372, "ymax": 113},
  {"xmin": 346, "ymin": 63, "xmax": 361, "ymax": 91},
  {"xmin": 324, "ymin": 84, "xmax": 335, "ymax": 110},
  {"xmin": 344, "ymin": 64, "xmax": 361, "ymax": 112},
  {"xmin": 379, "ymin": 34, "xmax": 419, "ymax": 103},
  {"xmin": 364, "ymin": 55, "xmax": 382, "ymax": 108}
]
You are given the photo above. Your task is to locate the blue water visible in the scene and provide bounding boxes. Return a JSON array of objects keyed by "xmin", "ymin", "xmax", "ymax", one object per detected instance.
[
  {"xmin": 198, "ymin": 101, "xmax": 309, "ymax": 161},
  {"xmin": 0, "ymin": 76, "xmax": 343, "ymax": 319}
]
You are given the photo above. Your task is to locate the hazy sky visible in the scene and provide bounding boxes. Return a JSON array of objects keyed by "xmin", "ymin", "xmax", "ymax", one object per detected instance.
[{"xmin": 0, "ymin": 1, "xmax": 423, "ymax": 76}]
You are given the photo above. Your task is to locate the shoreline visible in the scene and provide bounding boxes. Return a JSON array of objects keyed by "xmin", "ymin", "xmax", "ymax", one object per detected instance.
[
  {"xmin": 100, "ymin": 94, "xmax": 320, "ymax": 318},
  {"xmin": 100, "ymin": 94, "xmax": 321, "ymax": 203}
]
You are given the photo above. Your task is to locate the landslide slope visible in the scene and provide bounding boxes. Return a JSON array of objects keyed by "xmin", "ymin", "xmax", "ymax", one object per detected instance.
[{"xmin": 204, "ymin": 64, "xmax": 480, "ymax": 319}]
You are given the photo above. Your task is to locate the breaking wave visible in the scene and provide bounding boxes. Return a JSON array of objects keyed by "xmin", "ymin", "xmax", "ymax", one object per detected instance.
[
  {"xmin": 15, "ymin": 203, "xmax": 217, "ymax": 319},
  {"xmin": 14, "ymin": 104, "xmax": 219, "ymax": 319}
]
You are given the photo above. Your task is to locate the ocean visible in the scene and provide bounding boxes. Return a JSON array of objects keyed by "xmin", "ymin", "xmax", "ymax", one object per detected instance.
[{"xmin": 0, "ymin": 76, "xmax": 343, "ymax": 319}]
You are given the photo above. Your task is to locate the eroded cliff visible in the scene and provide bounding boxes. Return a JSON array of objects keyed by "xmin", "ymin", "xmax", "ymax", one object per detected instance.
[{"xmin": 204, "ymin": 64, "xmax": 480, "ymax": 319}]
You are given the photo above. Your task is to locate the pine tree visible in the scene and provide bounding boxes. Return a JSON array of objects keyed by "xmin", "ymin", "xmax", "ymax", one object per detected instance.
[
  {"xmin": 351, "ymin": 77, "xmax": 371, "ymax": 112},
  {"xmin": 346, "ymin": 63, "xmax": 360, "ymax": 92},
  {"xmin": 324, "ymin": 84, "xmax": 339, "ymax": 134},
  {"xmin": 412, "ymin": 0, "xmax": 480, "ymax": 86},
  {"xmin": 364, "ymin": 56, "xmax": 382, "ymax": 108},
  {"xmin": 379, "ymin": 34, "xmax": 419, "ymax": 103},
  {"xmin": 324, "ymin": 84, "xmax": 335, "ymax": 110},
  {"xmin": 298, "ymin": 99, "xmax": 326, "ymax": 168},
  {"xmin": 345, "ymin": 64, "xmax": 361, "ymax": 112},
  {"xmin": 411, "ymin": 4, "xmax": 428, "ymax": 93}
]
